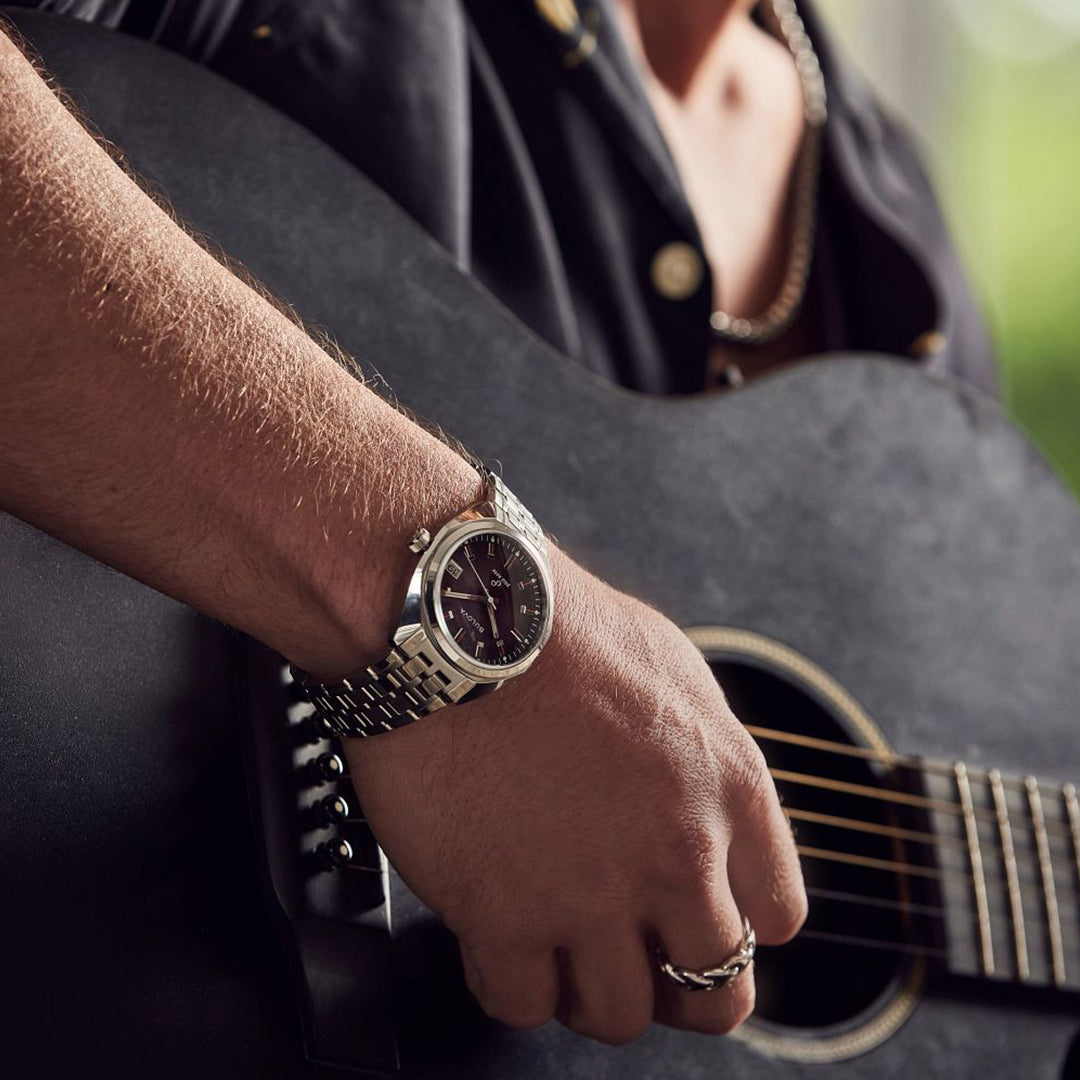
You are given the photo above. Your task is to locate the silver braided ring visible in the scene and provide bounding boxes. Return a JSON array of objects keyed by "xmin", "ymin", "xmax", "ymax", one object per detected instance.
[{"xmin": 656, "ymin": 917, "xmax": 756, "ymax": 992}]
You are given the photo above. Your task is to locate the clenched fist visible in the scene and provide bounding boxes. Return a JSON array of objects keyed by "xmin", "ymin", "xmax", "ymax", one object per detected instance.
[{"xmin": 343, "ymin": 547, "xmax": 806, "ymax": 1045}]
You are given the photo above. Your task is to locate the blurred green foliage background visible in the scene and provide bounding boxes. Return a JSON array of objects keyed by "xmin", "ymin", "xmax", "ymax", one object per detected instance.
[{"xmin": 817, "ymin": 0, "xmax": 1080, "ymax": 493}]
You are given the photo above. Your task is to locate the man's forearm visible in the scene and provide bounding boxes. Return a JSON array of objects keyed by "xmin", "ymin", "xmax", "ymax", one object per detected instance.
[
  {"xmin": 0, "ymin": 27, "xmax": 814, "ymax": 1049},
  {"xmin": 0, "ymin": 29, "xmax": 479, "ymax": 677}
]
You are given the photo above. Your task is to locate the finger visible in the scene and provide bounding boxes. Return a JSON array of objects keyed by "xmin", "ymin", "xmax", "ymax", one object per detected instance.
[
  {"xmin": 726, "ymin": 764, "xmax": 807, "ymax": 945},
  {"xmin": 460, "ymin": 938, "xmax": 560, "ymax": 1030},
  {"xmin": 559, "ymin": 929, "xmax": 655, "ymax": 1045},
  {"xmin": 651, "ymin": 879, "xmax": 756, "ymax": 1035}
]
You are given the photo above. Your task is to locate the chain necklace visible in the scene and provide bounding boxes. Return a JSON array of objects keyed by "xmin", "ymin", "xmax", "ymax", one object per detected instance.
[{"xmin": 708, "ymin": 0, "xmax": 828, "ymax": 351}]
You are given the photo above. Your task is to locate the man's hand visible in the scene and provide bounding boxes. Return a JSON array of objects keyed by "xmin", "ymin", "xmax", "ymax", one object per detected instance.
[{"xmin": 345, "ymin": 548, "xmax": 806, "ymax": 1045}]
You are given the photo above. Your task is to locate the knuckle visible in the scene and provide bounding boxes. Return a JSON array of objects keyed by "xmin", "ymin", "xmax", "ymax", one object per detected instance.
[
  {"xmin": 729, "ymin": 978, "xmax": 758, "ymax": 1030},
  {"xmin": 470, "ymin": 966, "xmax": 555, "ymax": 1030},
  {"xmin": 783, "ymin": 884, "xmax": 810, "ymax": 937},
  {"xmin": 729, "ymin": 738, "xmax": 773, "ymax": 810},
  {"xmin": 482, "ymin": 996, "xmax": 555, "ymax": 1030},
  {"xmin": 655, "ymin": 820, "xmax": 723, "ymax": 893},
  {"xmin": 684, "ymin": 979, "xmax": 756, "ymax": 1035},
  {"xmin": 733, "ymin": 853, "xmax": 807, "ymax": 946},
  {"xmin": 768, "ymin": 882, "xmax": 809, "ymax": 943},
  {"xmin": 461, "ymin": 935, "xmax": 557, "ymax": 1030},
  {"xmin": 568, "ymin": 1008, "xmax": 651, "ymax": 1046}
]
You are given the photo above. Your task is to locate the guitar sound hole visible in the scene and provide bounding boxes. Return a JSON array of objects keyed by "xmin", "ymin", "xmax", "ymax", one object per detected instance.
[{"xmin": 710, "ymin": 658, "xmax": 932, "ymax": 1032}]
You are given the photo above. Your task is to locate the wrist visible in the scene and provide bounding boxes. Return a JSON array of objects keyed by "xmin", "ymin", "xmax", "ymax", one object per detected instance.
[
  {"xmin": 268, "ymin": 424, "xmax": 484, "ymax": 681},
  {"xmin": 291, "ymin": 468, "xmax": 557, "ymax": 737}
]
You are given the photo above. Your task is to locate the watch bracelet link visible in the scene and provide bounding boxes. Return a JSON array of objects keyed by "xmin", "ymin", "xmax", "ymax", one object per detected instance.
[
  {"xmin": 484, "ymin": 469, "xmax": 546, "ymax": 551},
  {"xmin": 293, "ymin": 471, "xmax": 545, "ymax": 737},
  {"xmin": 302, "ymin": 627, "xmax": 473, "ymax": 737}
]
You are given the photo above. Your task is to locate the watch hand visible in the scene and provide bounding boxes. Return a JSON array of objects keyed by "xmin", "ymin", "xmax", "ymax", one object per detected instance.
[
  {"xmin": 442, "ymin": 590, "xmax": 487, "ymax": 602},
  {"xmin": 462, "ymin": 546, "xmax": 501, "ymax": 640},
  {"xmin": 464, "ymin": 548, "xmax": 495, "ymax": 603}
]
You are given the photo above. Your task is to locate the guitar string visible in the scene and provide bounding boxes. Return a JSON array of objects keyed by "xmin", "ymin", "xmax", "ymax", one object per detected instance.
[
  {"xmin": 789, "ymin": 806, "xmax": 988, "ymax": 852},
  {"xmin": 773, "ymin": 767, "xmax": 991, "ymax": 817},
  {"xmin": 794, "ymin": 929, "xmax": 949, "ymax": 961},
  {"xmin": 794, "ymin": 844, "xmax": 1079, "ymax": 911},
  {"xmin": 796, "ymin": 882, "xmax": 1080, "ymax": 959},
  {"xmin": 749, "ymin": 724, "xmax": 1033, "ymax": 782},
  {"xmin": 768, "ymin": 766, "xmax": 1078, "ymax": 842},
  {"xmin": 797, "ymin": 847, "xmax": 1080, "ymax": 956},
  {"xmin": 772, "ymin": 769, "xmax": 1080, "ymax": 883},
  {"xmin": 796, "ymin": 914, "xmax": 1080, "ymax": 965},
  {"xmin": 784, "ymin": 807, "xmax": 1065, "ymax": 886},
  {"xmin": 750, "ymin": 724, "xmax": 1077, "ymax": 826},
  {"xmin": 800, "ymin": 885, "xmax": 1080, "ymax": 947},
  {"xmin": 804, "ymin": 883, "xmax": 947, "ymax": 918}
]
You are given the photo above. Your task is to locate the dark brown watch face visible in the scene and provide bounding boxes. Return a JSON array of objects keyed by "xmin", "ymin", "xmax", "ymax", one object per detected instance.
[{"xmin": 437, "ymin": 532, "xmax": 548, "ymax": 667}]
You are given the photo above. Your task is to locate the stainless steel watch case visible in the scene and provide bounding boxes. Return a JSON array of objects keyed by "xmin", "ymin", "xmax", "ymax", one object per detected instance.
[
  {"xmin": 398, "ymin": 502, "xmax": 554, "ymax": 689},
  {"xmin": 291, "ymin": 475, "xmax": 553, "ymax": 737}
]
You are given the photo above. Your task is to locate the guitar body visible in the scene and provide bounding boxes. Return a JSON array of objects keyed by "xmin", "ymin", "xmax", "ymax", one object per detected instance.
[{"xmin": 1, "ymin": 11, "xmax": 1078, "ymax": 1077}]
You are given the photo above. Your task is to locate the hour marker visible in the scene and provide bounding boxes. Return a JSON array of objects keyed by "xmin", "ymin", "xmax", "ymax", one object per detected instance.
[
  {"xmin": 446, "ymin": 560, "xmax": 463, "ymax": 580},
  {"xmin": 496, "ymin": 640, "xmax": 506, "ymax": 655},
  {"xmin": 511, "ymin": 629, "xmax": 525, "ymax": 643},
  {"xmin": 505, "ymin": 552, "xmax": 520, "ymax": 571},
  {"xmin": 446, "ymin": 609, "xmax": 455, "ymax": 619},
  {"xmin": 487, "ymin": 541, "xmax": 496, "ymax": 558},
  {"xmin": 474, "ymin": 643, "xmax": 484, "ymax": 658},
  {"xmin": 520, "ymin": 604, "xmax": 529, "ymax": 615},
  {"xmin": 454, "ymin": 627, "xmax": 465, "ymax": 641}
]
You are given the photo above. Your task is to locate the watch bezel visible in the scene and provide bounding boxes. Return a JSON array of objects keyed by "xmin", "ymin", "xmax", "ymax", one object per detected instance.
[{"xmin": 420, "ymin": 517, "xmax": 553, "ymax": 682}]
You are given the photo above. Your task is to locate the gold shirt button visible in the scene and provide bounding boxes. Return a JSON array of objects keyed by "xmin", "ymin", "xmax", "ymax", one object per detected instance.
[
  {"xmin": 650, "ymin": 242, "xmax": 704, "ymax": 301},
  {"xmin": 908, "ymin": 330, "xmax": 948, "ymax": 359},
  {"xmin": 534, "ymin": 0, "xmax": 581, "ymax": 36}
]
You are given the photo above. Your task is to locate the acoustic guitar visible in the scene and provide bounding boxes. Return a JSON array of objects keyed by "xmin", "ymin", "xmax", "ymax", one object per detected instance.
[{"xmin": 2, "ymin": 11, "xmax": 1078, "ymax": 1078}]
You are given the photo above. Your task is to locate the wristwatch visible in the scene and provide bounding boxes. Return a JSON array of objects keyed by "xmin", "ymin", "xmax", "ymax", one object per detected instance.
[{"xmin": 292, "ymin": 469, "xmax": 554, "ymax": 737}]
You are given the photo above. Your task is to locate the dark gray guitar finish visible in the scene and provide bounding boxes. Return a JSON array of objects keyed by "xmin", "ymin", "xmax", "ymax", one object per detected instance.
[{"xmin": 1, "ymin": 11, "xmax": 1079, "ymax": 1078}]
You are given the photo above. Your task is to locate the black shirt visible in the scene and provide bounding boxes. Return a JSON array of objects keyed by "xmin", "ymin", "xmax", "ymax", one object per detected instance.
[{"xmin": 10, "ymin": 0, "xmax": 996, "ymax": 396}]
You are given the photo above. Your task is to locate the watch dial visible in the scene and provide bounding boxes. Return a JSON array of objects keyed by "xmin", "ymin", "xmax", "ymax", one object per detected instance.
[{"xmin": 437, "ymin": 532, "xmax": 548, "ymax": 667}]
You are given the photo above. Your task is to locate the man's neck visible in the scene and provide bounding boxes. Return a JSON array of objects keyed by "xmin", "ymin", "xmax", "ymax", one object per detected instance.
[{"xmin": 615, "ymin": 0, "xmax": 758, "ymax": 100}]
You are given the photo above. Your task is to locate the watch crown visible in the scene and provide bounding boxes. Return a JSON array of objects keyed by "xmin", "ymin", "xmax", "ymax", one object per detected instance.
[{"xmin": 408, "ymin": 527, "xmax": 432, "ymax": 554}]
